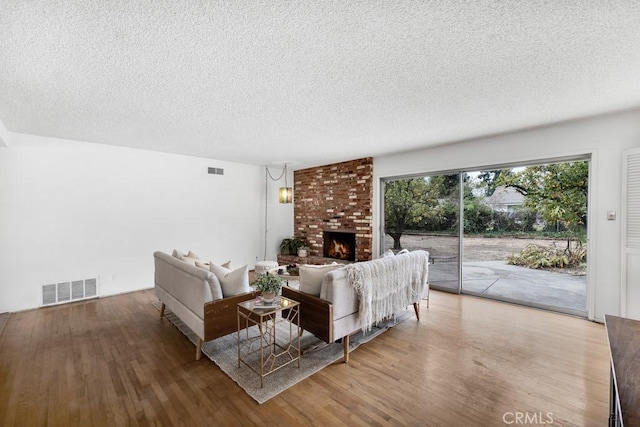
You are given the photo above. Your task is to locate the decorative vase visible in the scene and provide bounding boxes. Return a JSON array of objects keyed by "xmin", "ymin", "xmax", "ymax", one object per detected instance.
[{"xmin": 262, "ymin": 291, "xmax": 276, "ymax": 304}]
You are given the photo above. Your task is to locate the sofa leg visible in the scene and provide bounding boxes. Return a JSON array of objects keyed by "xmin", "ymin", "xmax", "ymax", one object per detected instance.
[
  {"xmin": 160, "ymin": 302, "xmax": 166, "ymax": 319},
  {"xmin": 343, "ymin": 335, "xmax": 350, "ymax": 363},
  {"xmin": 196, "ymin": 337, "xmax": 202, "ymax": 361},
  {"xmin": 413, "ymin": 302, "xmax": 420, "ymax": 321}
]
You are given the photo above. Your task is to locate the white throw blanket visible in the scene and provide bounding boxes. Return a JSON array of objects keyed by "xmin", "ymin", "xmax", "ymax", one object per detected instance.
[{"xmin": 346, "ymin": 250, "xmax": 429, "ymax": 332}]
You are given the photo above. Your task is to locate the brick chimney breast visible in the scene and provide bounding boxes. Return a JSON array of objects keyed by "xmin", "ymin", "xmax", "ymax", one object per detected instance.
[{"xmin": 293, "ymin": 158, "xmax": 373, "ymax": 262}]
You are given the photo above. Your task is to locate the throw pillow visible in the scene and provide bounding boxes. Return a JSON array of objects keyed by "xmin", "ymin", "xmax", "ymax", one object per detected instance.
[
  {"xmin": 180, "ymin": 250, "xmax": 201, "ymax": 265},
  {"xmin": 210, "ymin": 263, "xmax": 251, "ymax": 297},
  {"xmin": 299, "ymin": 263, "xmax": 343, "ymax": 296},
  {"xmin": 209, "ymin": 260, "xmax": 234, "ymax": 272},
  {"xmin": 195, "ymin": 260, "xmax": 210, "ymax": 270},
  {"xmin": 172, "ymin": 249, "xmax": 186, "ymax": 259}
]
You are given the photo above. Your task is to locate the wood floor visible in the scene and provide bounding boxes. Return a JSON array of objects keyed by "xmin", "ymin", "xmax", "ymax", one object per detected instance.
[
  {"xmin": 0, "ymin": 290, "xmax": 610, "ymax": 426},
  {"xmin": 0, "ymin": 312, "xmax": 9, "ymax": 336}
]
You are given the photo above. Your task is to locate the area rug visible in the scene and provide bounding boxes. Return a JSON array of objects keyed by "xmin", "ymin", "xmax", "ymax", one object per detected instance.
[{"xmin": 152, "ymin": 301, "xmax": 413, "ymax": 404}]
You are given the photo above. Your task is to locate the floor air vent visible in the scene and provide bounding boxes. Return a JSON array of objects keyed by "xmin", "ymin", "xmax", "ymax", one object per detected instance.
[{"xmin": 42, "ymin": 278, "xmax": 98, "ymax": 306}]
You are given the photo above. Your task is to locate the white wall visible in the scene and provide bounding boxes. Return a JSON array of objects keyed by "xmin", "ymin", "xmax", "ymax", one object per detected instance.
[
  {"xmin": 0, "ymin": 133, "xmax": 291, "ymax": 312},
  {"xmin": 374, "ymin": 109, "xmax": 640, "ymax": 322},
  {"xmin": 0, "ymin": 119, "xmax": 8, "ymax": 147},
  {"xmin": 263, "ymin": 166, "xmax": 295, "ymax": 261}
]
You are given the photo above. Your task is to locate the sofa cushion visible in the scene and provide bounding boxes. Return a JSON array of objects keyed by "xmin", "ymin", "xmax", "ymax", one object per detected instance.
[
  {"xmin": 210, "ymin": 263, "xmax": 251, "ymax": 297},
  {"xmin": 299, "ymin": 263, "xmax": 343, "ymax": 296}
]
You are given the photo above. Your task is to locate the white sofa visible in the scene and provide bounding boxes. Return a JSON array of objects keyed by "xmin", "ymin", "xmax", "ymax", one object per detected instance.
[
  {"xmin": 282, "ymin": 250, "xmax": 429, "ymax": 362},
  {"xmin": 154, "ymin": 251, "xmax": 256, "ymax": 360}
]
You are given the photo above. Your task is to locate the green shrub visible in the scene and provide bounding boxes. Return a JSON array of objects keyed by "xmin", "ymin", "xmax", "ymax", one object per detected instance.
[
  {"xmin": 490, "ymin": 209, "xmax": 538, "ymax": 232},
  {"xmin": 463, "ymin": 199, "xmax": 493, "ymax": 233}
]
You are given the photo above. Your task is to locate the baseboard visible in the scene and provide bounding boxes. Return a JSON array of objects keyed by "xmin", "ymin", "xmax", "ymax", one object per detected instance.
[{"xmin": 99, "ymin": 286, "xmax": 155, "ymax": 299}]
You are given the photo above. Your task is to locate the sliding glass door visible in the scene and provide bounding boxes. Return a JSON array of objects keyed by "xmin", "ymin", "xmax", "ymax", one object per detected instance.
[
  {"xmin": 382, "ymin": 158, "xmax": 589, "ymax": 316},
  {"xmin": 461, "ymin": 163, "xmax": 588, "ymax": 315},
  {"xmin": 382, "ymin": 173, "xmax": 460, "ymax": 292}
]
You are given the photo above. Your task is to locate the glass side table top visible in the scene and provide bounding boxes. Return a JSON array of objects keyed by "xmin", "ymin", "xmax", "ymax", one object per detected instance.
[{"xmin": 238, "ymin": 296, "xmax": 299, "ymax": 314}]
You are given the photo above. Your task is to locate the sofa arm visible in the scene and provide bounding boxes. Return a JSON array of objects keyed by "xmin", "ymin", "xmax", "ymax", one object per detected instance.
[
  {"xmin": 282, "ymin": 287, "xmax": 334, "ymax": 343},
  {"xmin": 203, "ymin": 291, "xmax": 257, "ymax": 341}
]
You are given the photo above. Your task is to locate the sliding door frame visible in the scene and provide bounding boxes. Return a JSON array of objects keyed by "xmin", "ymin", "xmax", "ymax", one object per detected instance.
[
  {"xmin": 379, "ymin": 154, "xmax": 593, "ymax": 317},
  {"xmin": 380, "ymin": 169, "xmax": 464, "ymax": 294}
]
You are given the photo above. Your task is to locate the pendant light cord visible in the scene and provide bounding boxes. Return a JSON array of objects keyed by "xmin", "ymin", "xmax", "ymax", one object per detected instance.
[
  {"xmin": 266, "ymin": 165, "xmax": 287, "ymax": 182},
  {"xmin": 264, "ymin": 167, "xmax": 268, "ymax": 261},
  {"xmin": 264, "ymin": 164, "xmax": 288, "ymax": 261}
]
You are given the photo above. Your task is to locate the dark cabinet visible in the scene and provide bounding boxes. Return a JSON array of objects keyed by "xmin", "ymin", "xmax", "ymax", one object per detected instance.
[{"xmin": 605, "ymin": 315, "xmax": 640, "ymax": 427}]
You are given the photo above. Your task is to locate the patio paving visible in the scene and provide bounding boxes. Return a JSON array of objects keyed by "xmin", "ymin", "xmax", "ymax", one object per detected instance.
[{"xmin": 429, "ymin": 260, "xmax": 587, "ymax": 314}]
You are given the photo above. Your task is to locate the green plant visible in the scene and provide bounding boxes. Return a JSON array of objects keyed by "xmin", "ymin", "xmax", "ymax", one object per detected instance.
[
  {"xmin": 253, "ymin": 274, "xmax": 283, "ymax": 294},
  {"xmin": 497, "ymin": 161, "xmax": 588, "ymax": 252},
  {"xmin": 463, "ymin": 197, "xmax": 493, "ymax": 233},
  {"xmin": 279, "ymin": 236, "xmax": 306, "ymax": 255},
  {"xmin": 384, "ymin": 178, "xmax": 433, "ymax": 249}
]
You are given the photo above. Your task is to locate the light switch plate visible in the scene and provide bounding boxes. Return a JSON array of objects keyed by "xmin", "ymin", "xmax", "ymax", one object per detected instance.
[{"xmin": 607, "ymin": 211, "xmax": 616, "ymax": 220}]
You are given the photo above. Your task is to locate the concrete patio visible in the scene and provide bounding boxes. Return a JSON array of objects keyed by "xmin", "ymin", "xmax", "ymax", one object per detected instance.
[{"xmin": 429, "ymin": 260, "xmax": 587, "ymax": 314}]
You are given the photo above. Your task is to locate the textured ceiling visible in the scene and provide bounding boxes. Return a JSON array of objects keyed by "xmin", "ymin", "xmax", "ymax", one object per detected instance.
[{"xmin": 1, "ymin": 1, "xmax": 640, "ymax": 168}]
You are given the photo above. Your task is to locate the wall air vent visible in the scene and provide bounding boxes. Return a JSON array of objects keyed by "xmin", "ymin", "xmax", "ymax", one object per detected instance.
[
  {"xmin": 41, "ymin": 278, "xmax": 98, "ymax": 307},
  {"xmin": 208, "ymin": 167, "xmax": 224, "ymax": 175}
]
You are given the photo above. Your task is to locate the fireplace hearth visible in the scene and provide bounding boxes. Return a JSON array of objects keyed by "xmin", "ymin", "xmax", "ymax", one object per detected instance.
[{"xmin": 323, "ymin": 231, "xmax": 356, "ymax": 261}]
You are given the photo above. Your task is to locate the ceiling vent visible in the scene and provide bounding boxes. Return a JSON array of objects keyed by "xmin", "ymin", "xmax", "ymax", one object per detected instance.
[{"xmin": 42, "ymin": 278, "xmax": 98, "ymax": 307}]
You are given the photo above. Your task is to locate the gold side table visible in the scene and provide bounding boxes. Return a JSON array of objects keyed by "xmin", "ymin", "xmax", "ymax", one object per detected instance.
[{"xmin": 237, "ymin": 296, "xmax": 301, "ymax": 387}]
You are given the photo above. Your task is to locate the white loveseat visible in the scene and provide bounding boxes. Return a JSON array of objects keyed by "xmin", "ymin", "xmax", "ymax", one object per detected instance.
[
  {"xmin": 282, "ymin": 250, "xmax": 429, "ymax": 362},
  {"xmin": 154, "ymin": 251, "xmax": 256, "ymax": 360}
]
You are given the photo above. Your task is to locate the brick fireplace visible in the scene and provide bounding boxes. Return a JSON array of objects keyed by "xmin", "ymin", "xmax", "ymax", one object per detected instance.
[{"xmin": 293, "ymin": 157, "xmax": 373, "ymax": 262}]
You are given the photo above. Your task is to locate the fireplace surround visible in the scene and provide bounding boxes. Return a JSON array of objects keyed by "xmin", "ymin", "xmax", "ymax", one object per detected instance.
[{"xmin": 323, "ymin": 231, "xmax": 356, "ymax": 261}]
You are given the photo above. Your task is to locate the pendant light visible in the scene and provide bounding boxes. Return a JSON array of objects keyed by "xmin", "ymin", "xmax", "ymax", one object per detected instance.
[{"xmin": 266, "ymin": 163, "xmax": 293, "ymax": 204}]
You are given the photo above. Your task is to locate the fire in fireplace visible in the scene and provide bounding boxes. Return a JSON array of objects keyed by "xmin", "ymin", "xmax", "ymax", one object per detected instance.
[{"xmin": 323, "ymin": 231, "xmax": 356, "ymax": 261}]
